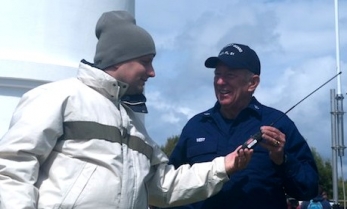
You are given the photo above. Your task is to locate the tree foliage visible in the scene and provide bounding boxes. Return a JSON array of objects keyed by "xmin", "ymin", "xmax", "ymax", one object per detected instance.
[
  {"xmin": 160, "ymin": 135, "xmax": 179, "ymax": 157},
  {"xmin": 311, "ymin": 148, "xmax": 333, "ymax": 198}
]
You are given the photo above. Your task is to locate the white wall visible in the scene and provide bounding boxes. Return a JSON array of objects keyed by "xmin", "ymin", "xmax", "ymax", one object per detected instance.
[{"xmin": 0, "ymin": 0, "xmax": 135, "ymax": 137}]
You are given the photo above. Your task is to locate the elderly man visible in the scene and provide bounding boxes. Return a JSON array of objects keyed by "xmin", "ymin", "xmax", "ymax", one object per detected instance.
[{"xmin": 164, "ymin": 43, "xmax": 319, "ymax": 209}]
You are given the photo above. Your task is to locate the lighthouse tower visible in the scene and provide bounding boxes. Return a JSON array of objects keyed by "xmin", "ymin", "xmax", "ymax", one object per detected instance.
[{"xmin": 0, "ymin": 0, "xmax": 135, "ymax": 137}]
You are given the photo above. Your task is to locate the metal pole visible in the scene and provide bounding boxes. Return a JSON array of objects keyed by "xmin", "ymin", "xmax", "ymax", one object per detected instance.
[
  {"xmin": 332, "ymin": 1, "xmax": 344, "ymax": 208},
  {"xmin": 334, "ymin": 0, "xmax": 342, "ymax": 95},
  {"xmin": 331, "ymin": 89, "xmax": 339, "ymax": 208},
  {"xmin": 334, "ymin": 0, "xmax": 345, "ymax": 157},
  {"xmin": 336, "ymin": 92, "xmax": 345, "ymax": 209},
  {"xmin": 336, "ymin": 94, "xmax": 345, "ymax": 157}
]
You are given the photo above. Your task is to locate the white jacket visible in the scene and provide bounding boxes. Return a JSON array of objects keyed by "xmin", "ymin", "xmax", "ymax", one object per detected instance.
[{"xmin": 0, "ymin": 61, "xmax": 229, "ymax": 209}]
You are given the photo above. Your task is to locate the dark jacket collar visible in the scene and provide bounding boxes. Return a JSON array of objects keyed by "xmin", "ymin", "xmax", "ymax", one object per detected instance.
[{"xmin": 121, "ymin": 94, "xmax": 148, "ymax": 113}]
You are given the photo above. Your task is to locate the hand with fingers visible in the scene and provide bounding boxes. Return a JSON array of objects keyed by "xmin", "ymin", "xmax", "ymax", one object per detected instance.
[
  {"xmin": 259, "ymin": 126, "xmax": 286, "ymax": 165},
  {"xmin": 224, "ymin": 145, "xmax": 253, "ymax": 175}
]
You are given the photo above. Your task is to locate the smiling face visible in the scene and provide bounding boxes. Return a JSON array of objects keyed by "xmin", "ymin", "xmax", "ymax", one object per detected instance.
[
  {"xmin": 214, "ymin": 63, "xmax": 259, "ymax": 119},
  {"xmin": 106, "ymin": 54, "xmax": 155, "ymax": 95}
]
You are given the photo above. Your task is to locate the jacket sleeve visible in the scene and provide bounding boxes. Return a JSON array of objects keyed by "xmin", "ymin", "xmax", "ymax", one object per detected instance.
[
  {"xmin": 0, "ymin": 87, "xmax": 66, "ymax": 209},
  {"xmin": 146, "ymin": 145, "xmax": 229, "ymax": 208},
  {"xmin": 279, "ymin": 121, "xmax": 319, "ymax": 200}
]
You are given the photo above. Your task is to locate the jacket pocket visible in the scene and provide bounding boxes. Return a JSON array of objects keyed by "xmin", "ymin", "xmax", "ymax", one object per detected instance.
[
  {"xmin": 59, "ymin": 162, "xmax": 97, "ymax": 208},
  {"xmin": 187, "ymin": 140, "xmax": 218, "ymax": 161}
]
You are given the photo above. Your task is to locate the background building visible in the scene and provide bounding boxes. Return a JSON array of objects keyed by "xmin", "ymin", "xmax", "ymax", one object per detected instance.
[{"xmin": 0, "ymin": 0, "xmax": 135, "ymax": 137}]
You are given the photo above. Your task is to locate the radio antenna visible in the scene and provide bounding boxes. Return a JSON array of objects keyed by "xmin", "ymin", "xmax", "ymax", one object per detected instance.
[{"xmin": 242, "ymin": 72, "xmax": 342, "ymax": 149}]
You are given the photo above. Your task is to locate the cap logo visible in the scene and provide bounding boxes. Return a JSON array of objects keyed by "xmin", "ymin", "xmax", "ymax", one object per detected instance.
[
  {"xmin": 219, "ymin": 51, "xmax": 235, "ymax": 56},
  {"xmin": 232, "ymin": 44, "xmax": 243, "ymax": 52},
  {"xmin": 218, "ymin": 44, "xmax": 244, "ymax": 57}
]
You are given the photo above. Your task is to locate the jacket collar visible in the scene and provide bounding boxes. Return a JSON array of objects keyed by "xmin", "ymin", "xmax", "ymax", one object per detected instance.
[
  {"xmin": 77, "ymin": 60, "xmax": 128, "ymax": 101},
  {"xmin": 121, "ymin": 94, "xmax": 148, "ymax": 113},
  {"xmin": 78, "ymin": 60, "xmax": 148, "ymax": 113}
]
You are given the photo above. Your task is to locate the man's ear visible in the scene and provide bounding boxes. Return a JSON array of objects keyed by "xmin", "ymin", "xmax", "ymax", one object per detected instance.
[{"xmin": 248, "ymin": 75, "xmax": 260, "ymax": 92}]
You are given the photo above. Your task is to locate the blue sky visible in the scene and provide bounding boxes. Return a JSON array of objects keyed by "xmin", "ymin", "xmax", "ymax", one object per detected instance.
[{"xmin": 135, "ymin": 0, "xmax": 347, "ymax": 163}]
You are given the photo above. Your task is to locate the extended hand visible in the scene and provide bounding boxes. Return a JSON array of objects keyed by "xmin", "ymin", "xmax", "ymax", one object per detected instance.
[{"xmin": 224, "ymin": 146, "xmax": 253, "ymax": 175}]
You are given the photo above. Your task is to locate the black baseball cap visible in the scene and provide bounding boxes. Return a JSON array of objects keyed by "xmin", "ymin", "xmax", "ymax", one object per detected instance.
[{"xmin": 204, "ymin": 43, "xmax": 261, "ymax": 75}]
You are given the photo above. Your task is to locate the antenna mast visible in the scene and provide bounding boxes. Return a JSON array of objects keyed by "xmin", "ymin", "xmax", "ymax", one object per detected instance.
[{"xmin": 331, "ymin": 0, "xmax": 345, "ymax": 208}]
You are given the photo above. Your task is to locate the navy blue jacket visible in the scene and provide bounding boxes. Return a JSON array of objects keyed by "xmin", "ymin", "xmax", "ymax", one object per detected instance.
[{"xmin": 167, "ymin": 97, "xmax": 318, "ymax": 209}]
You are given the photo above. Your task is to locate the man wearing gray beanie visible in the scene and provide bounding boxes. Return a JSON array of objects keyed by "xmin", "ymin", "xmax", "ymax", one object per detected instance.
[
  {"xmin": 94, "ymin": 10, "xmax": 156, "ymax": 70},
  {"xmin": 0, "ymin": 11, "xmax": 252, "ymax": 209}
]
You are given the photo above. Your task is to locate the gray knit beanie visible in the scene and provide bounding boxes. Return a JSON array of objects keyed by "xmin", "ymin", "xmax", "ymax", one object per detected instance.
[{"xmin": 94, "ymin": 11, "xmax": 156, "ymax": 70}]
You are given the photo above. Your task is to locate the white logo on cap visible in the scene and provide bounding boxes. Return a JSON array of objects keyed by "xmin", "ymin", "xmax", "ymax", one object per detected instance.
[
  {"xmin": 219, "ymin": 44, "xmax": 243, "ymax": 56},
  {"xmin": 219, "ymin": 51, "xmax": 234, "ymax": 56},
  {"xmin": 232, "ymin": 44, "xmax": 243, "ymax": 52}
]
